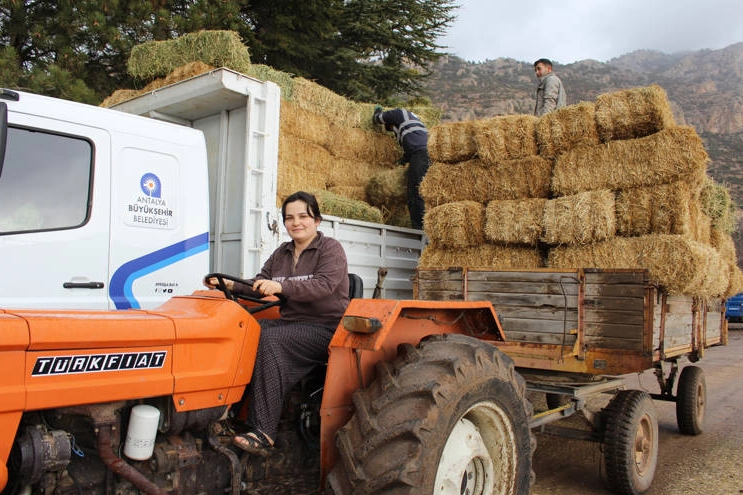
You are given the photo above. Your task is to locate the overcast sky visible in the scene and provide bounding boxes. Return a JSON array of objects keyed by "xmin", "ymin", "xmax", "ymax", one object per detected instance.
[{"xmin": 440, "ymin": 0, "xmax": 743, "ymax": 64}]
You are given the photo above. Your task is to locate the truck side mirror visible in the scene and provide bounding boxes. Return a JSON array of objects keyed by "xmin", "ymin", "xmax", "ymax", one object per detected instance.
[{"xmin": 0, "ymin": 101, "xmax": 7, "ymax": 179}]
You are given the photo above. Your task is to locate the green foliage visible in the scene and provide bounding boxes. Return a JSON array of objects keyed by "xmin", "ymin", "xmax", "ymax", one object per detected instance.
[{"xmin": 0, "ymin": 0, "xmax": 456, "ymax": 104}]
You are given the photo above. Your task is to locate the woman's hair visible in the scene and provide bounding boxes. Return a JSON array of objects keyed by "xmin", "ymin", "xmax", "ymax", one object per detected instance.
[{"xmin": 282, "ymin": 191, "xmax": 322, "ymax": 221}]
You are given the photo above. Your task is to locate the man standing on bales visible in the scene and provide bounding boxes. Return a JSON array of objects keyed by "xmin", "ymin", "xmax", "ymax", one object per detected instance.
[
  {"xmin": 533, "ymin": 58, "xmax": 567, "ymax": 116},
  {"xmin": 372, "ymin": 107, "xmax": 430, "ymax": 230}
]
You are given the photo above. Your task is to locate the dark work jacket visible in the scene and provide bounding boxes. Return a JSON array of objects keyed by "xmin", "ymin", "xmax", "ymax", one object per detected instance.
[{"xmin": 373, "ymin": 108, "xmax": 428, "ymax": 161}]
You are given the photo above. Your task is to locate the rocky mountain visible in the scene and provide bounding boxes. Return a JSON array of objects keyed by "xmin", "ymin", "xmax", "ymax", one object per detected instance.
[{"xmin": 421, "ymin": 42, "xmax": 743, "ymax": 218}]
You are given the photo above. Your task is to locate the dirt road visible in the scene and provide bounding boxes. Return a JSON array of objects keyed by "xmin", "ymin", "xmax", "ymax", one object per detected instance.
[{"xmin": 530, "ymin": 329, "xmax": 743, "ymax": 495}]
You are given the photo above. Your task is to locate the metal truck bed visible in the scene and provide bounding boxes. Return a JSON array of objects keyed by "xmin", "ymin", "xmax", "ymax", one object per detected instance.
[{"xmin": 415, "ymin": 267, "xmax": 727, "ymax": 375}]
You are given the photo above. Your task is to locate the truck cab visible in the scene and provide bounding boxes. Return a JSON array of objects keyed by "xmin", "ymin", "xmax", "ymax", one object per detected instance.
[{"xmin": 0, "ymin": 89, "xmax": 210, "ymax": 310}]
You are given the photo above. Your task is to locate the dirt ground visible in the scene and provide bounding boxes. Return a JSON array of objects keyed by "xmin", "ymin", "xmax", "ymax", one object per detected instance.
[{"xmin": 530, "ymin": 328, "xmax": 743, "ymax": 495}]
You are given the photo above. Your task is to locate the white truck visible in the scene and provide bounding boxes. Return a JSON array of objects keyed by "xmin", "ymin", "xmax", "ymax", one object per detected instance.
[{"xmin": 0, "ymin": 69, "xmax": 425, "ymax": 311}]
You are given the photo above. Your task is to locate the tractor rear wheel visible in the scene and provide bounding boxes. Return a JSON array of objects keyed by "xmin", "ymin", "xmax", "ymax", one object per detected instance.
[{"xmin": 326, "ymin": 333, "xmax": 535, "ymax": 495}]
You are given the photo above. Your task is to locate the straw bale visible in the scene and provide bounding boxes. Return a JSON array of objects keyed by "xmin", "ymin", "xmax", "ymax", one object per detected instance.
[
  {"xmin": 420, "ymin": 156, "xmax": 553, "ymax": 208},
  {"xmin": 547, "ymin": 234, "xmax": 728, "ymax": 297},
  {"xmin": 419, "ymin": 244, "xmax": 544, "ymax": 270},
  {"xmin": 329, "ymin": 186, "xmax": 367, "ymax": 202},
  {"xmin": 384, "ymin": 205, "xmax": 413, "ymax": 229},
  {"xmin": 312, "ymin": 190, "xmax": 383, "ymax": 224},
  {"xmin": 615, "ymin": 181, "xmax": 701, "ymax": 237},
  {"xmin": 484, "ymin": 198, "xmax": 547, "ymax": 245},
  {"xmin": 245, "ymin": 64, "xmax": 295, "ymax": 100},
  {"xmin": 688, "ymin": 203, "xmax": 712, "ymax": 245},
  {"xmin": 725, "ymin": 264, "xmax": 743, "ymax": 297},
  {"xmin": 365, "ymin": 167, "xmax": 407, "ymax": 205},
  {"xmin": 280, "ymin": 101, "xmax": 332, "ymax": 146},
  {"xmin": 535, "ymin": 102, "xmax": 600, "ymax": 158},
  {"xmin": 100, "ymin": 89, "xmax": 141, "ymax": 108},
  {"xmin": 327, "ymin": 125, "xmax": 400, "ymax": 164},
  {"xmin": 700, "ymin": 176, "xmax": 737, "ymax": 233},
  {"xmin": 473, "ymin": 114, "xmax": 539, "ymax": 165},
  {"xmin": 424, "ymin": 201, "xmax": 486, "ymax": 249},
  {"xmin": 291, "ymin": 77, "xmax": 368, "ymax": 129},
  {"xmin": 327, "ymin": 158, "xmax": 389, "ymax": 189},
  {"xmin": 428, "ymin": 121, "xmax": 479, "ymax": 163},
  {"xmin": 541, "ymin": 190, "xmax": 616, "ymax": 245},
  {"xmin": 594, "ymin": 84, "xmax": 676, "ymax": 142},
  {"xmin": 710, "ymin": 228, "xmax": 737, "ymax": 265},
  {"xmin": 278, "ymin": 136, "xmax": 331, "ymax": 199},
  {"xmin": 128, "ymin": 30, "xmax": 250, "ymax": 80},
  {"xmin": 551, "ymin": 127, "xmax": 709, "ymax": 196}
]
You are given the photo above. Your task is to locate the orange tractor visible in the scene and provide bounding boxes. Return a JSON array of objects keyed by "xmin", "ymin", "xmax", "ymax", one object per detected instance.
[{"xmin": 0, "ymin": 274, "xmax": 536, "ymax": 495}]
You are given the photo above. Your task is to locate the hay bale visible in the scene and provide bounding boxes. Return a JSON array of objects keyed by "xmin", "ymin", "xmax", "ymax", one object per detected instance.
[
  {"xmin": 547, "ymin": 234, "xmax": 728, "ymax": 297},
  {"xmin": 246, "ymin": 64, "xmax": 295, "ymax": 100},
  {"xmin": 128, "ymin": 30, "xmax": 251, "ymax": 80},
  {"xmin": 365, "ymin": 167, "xmax": 407, "ymax": 205},
  {"xmin": 278, "ymin": 135, "xmax": 331, "ymax": 200},
  {"xmin": 424, "ymin": 201, "xmax": 486, "ymax": 248},
  {"xmin": 420, "ymin": 156, "xmax": 552, "ymax": 208},
  {"xmin": 428, "ymin": 121, "xmax": 479, "ymax": 163},
  {"xmin": 535, "ymin": 101, "xmax": 600, "ymax": 158},
  {"xmin": 327, "ymin": 125, "xmax": 400, "ymax": 164},
  {"xmin": 292, "ymin": 77, "xmax": 370, "ymax": 129},
  {"xmin": 419, "ymin": 244, "xmax": 543, "ymax": 270},
  {"xmin": 594, "ymin": 84, "xmax": 676, "ymax": 142},
  {"xmin": 541, "ymin": 190, "xmax": 616, "ymax": 245},
  {"xmin": 100, "ymin": 89, "xmax": 141, "ymax": 108},
  {"xmin": 484, "ymin": 198, "xmax": 547, "ymax": 245},
  {"xmin": 281, "ymin": 100, "xmax": 332, "ymax": 146},
  {"xmin": 312, "ymin": 190, "xmax": 383, "ymax": 223},
  {"xmin": 327, "ymin": 158, "xmax": 389, "ymax": 189},
  {"xmin": 688, "ymin": 203, "xmax": 712, "ymax": 245},
  {"xmin": 473, "ymin": 114, "xmax": 539, "ymax": 165},
  {"xmin": 700, "ymin": 176, "xmax": 737, "ymax": 233},
  {"xmin": 551, "ymin": 127, "xmax": 708, "ymax": 196},
  {"xmin": 328, "ymin": 186, "xmax": 367, "ymax": 202},
  {"xmin": 711, "ymin": 227, "xmax": 737, "ymax": 265},
  {"xmin": 726, "ymin": 264, "xmax": 743, "ymax": 297},
  {"xmin": 615, "ymin": 181, "xmax": 701, "ymax": 237}
]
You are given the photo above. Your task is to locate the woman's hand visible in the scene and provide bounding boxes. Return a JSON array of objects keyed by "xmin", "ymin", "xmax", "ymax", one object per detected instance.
[
  {"xmin": 253, "ymin": 279, "xmax": 282, "ymax": 296},
  {"xmin": 203, "ymin": 276, "xmax": 235, "ymax": 291}
]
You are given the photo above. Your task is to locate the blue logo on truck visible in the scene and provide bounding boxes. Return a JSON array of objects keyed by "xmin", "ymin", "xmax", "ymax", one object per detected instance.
[
  {"xmin": 140, "ymin": 173, "xmax": 162, "ymax": 198},
  {"xmin": 109, "ymin": 232, "xmax": 209, "ymax": 309}
]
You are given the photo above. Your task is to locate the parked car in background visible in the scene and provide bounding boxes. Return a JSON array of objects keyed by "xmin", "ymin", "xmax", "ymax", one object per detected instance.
[{"xmin": 726, "ymin": 293, "xmax": 743, "ymax": 322}]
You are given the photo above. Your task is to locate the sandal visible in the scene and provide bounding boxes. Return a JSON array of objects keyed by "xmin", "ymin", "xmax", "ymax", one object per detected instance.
[{"xmin": 233, "ymin": 430, "xmax": 273, "ymax": 454}]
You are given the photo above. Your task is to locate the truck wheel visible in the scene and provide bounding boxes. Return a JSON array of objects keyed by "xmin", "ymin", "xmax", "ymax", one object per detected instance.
[
  {"xmin": 602, "ymin": 390, "xmax": 658, "ymax": 495},
  {"xmin": 676, "ymin": 365, "xmax": 706, "ymax": 435},
  {"xmin": 326, "ymin": 333, "xmax": 534, "ymax": 495}
]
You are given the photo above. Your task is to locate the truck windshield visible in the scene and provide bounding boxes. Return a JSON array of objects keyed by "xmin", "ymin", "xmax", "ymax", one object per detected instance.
[{"xmin": 0, "ymin": 126, "xmax": 92, "ymax": 234}]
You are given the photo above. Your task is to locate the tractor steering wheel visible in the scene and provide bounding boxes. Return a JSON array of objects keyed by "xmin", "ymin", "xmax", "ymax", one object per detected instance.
[{"xmin": 204, "ymin": 272, "xmax": 286, "ymax": 315}]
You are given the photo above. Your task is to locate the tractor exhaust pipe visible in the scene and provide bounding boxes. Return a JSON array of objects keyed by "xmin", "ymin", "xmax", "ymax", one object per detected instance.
[{"xmin": 97, "ymin": 425, "xmax": 167, "ymax": 495}]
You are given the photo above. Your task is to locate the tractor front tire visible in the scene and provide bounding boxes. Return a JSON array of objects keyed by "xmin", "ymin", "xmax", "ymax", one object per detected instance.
[{"xmin": 326, "ymin": 333, "xmax": 535, "ymax": 495}]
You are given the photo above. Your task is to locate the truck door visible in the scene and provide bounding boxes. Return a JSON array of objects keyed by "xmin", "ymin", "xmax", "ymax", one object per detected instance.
[{"xmin": 0, "ymin": 113, "xmax": 111, "ymax": 310}]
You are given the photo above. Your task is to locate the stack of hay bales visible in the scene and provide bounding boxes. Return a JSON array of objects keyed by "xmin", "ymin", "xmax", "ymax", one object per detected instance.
[
  {"xmin": 420, "ymin": 84, "xmax": 743, "ymax": 299},
  {"xmin": 102, "ymin": 30, "xmax": 441, "ymax": 227}
]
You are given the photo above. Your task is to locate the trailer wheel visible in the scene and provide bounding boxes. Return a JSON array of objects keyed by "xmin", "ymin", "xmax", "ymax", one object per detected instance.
[
  {"xmin": 326, "ymin": 333, "xmax": 535, "ymax": 495},
  {"xmin": 676, "ymin": 365, "xmax": 706, "ymax": 435},
  {"xmin": 602, "ymin": 390, "xmax": 658, "ymax": 495}
]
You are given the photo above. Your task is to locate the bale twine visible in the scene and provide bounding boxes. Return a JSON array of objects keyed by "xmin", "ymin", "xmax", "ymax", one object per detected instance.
[
  {"xmin": 594, "ymin": 84, "xmax": 676, "ymax": 142},
  {"xmin": 420, "ymin": 156, "xmax": 552, "ymax": 208},
  {"xmin": 419, "ymin": 244, "xmax": 544, "ymax": 270},
  {"xmin": 312, "ymin": 190, "xmax": 383, "ymax": 223},
  {"xmin": 473, "ymin": 114, "xmax": 539, "ymax": 165},
  {"xmin": 551, "ymin": 126, "xmax": 709, "ymax": 196},
  {"xmin": 484, "ymin": 198, "xmax": 547, "ymax": 246},
  {"xmin": 127, "ymin": 30, "xmax": 251, "ymax": 80},
  {"xmin": 541, "ymin": 190, "xmax": 616, "ymax": 245},
  {"xmin": 547, "ymin": 234, "xmax": 728, "ymax": 297},
  {"xmin": 615, "ymin": 181, "xmax": 701, "ymax": 237},
  {"xmin": 424, "ymin": 201, "xmax": 486, "ymax": 249},
  {"xmin": 535, "ymin": 101, "xmax": 600, "ymax": 158},
  {"xmin": 428, "ymin": 121, "xmax": 479, "ymax": 163}
]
